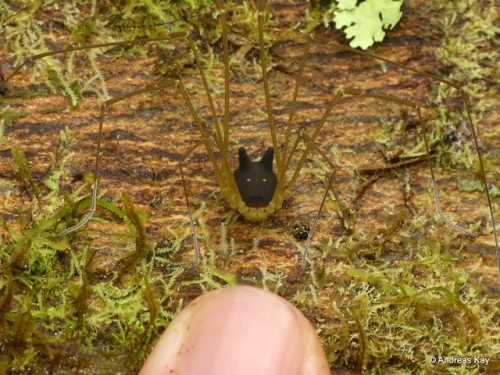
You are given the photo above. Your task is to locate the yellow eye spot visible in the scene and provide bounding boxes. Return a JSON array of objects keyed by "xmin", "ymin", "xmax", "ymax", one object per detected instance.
[{"xmin": 262, "ymin": 178, "xmax": 267, "ymax": 182}]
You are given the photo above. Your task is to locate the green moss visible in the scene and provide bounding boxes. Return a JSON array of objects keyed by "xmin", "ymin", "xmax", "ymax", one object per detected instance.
[
  {"xmin": 0, "ymin": 134, "xmax": 190, "ymax": 372},
  {"xmin": 0, "ymin": 0, "xmax": 222, "ymax": 106},
  {"xmin": 11, "ymin": 146, "xmax": 42, "ymax": 203}
]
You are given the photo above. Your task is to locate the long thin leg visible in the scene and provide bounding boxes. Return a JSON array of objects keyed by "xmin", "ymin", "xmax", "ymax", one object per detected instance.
[
  {"xmin": 462, "ymin": 94, "xmax": 499, "ymax": 274},
  {"xmin": 287, "ymin": 90, "xmax": 345, "ymax": 192},
  {"xmin": 417, "ymin": 106, "xmax": 474, "ymax": 236},
  {"xmin": 257, "ymin": 0, "xmax": 282, "ymax": 170},
  {"xmin": 178, "ymin": 141, "xmax": 205, "ymax": 265},
  {"xmin": 342, "ymin": 87, "xmax": 475, "ymax": 236},
  {"xmin": 298, "ymin": 132, "xmax": 340, "ymax": 269},
  {"xmin": 277, "ymin": 37, "xmax": 313, "ymax": 197},
  {"xmin": 0, "ymin": 34, "xmax": 186, "ymax": 91},
  {"xmin": 58, "ymin": 79, "xmax": 177, "ymax": 236},
  {"xmin": 185, "ymin": 35, "xmax": 239, "ymax": 197}
]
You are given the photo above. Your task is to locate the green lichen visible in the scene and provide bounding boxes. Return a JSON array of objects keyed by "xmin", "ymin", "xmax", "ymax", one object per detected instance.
[
  {"xmin": 333, "ymin": 0, "xmax": 403, "ymax": 50},
  {"xmin": 308, "ymin": 0, "xmax": 403, "ymax": 49}
]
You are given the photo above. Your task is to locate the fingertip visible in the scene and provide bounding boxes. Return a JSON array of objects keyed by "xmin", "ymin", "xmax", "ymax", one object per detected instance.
[{"xmin": 140, "ymin": 286, "xmax": 330, "ymax": 375}]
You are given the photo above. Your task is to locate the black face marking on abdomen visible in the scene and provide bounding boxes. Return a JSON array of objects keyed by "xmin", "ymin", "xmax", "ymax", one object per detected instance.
[{"xmin": 233, "ymin": 147, "xmax": 277, "ymax": 208}]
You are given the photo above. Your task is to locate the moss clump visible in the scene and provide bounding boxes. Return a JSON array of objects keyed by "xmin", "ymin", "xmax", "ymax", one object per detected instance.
[{"xmin": 0, "ymin": 129, "xmax": 192, "ymax": 373}]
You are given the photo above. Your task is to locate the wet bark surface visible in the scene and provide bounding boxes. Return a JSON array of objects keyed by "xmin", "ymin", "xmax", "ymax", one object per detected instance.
[{"xmin": 0, "ymin": 0, "xmax": 498, "ymax": 373}]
